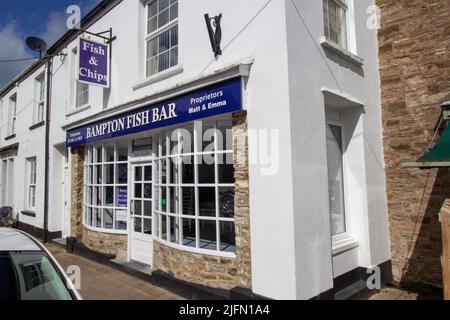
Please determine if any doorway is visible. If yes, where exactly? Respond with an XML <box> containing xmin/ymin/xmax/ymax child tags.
<box><xmin>130</xmin><ymin>163</ymin><xmax>153</xmax><ymax>265</ymax></box>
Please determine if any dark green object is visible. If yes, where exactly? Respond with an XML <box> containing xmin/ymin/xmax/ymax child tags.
<box><xmin>161</xmin><ymin>198</ymin><xmax>167</xmax><ymax>206</ymax></box>
<box><xmin>418</xmin><ymin>125</ymin><xmax>450</xmax><ymax>163</ymax></box>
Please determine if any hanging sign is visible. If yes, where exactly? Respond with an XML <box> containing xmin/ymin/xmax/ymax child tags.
<box><xmin>66</xmin><ymin>77</ymin><xmax>243</xmax><ymax>147</ymax></box>
<box><xmin>78</xmin><ymin>37</ymin><xmax>110</xmax><ymax>88</ymax></box>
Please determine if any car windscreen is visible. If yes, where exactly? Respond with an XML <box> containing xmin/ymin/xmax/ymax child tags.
<box><xmin>0</xmin><ymin>252</ymin><xmax>74</xmax><ymax>301</ymax></box>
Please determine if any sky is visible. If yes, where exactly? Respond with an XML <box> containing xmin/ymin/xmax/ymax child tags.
<box><xmin>0</xmin><ymin>0</ymin><xmax>101</xmax><ymax>88</ymax></box>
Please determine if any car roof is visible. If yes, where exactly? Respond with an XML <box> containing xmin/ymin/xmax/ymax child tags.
<box><xmin>0</xmin><ymin>228</ymin><xmax>42</xmax><ymax>251</ymax></box>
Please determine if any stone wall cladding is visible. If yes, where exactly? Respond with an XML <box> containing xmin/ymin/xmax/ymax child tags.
<box><xmin>71</xmin><ymin>146</ymin><xmax>128</xmax><ymax>262</ymax></box>
<box><xmin>82</xmin><ymin>227</ymin><xmax>128</xmax><ymax>262</ymax></box>
<box><xmin>71</xmin><ymin>147</ymin><xmax>84</xmax><ymax>238</ymax></box>
<box><xmin>153</xmin><ymin>111</ymin><xmax>252</xmax><ymax>290</ymax></box>
<box><xmin>377</xmin><ymin>0</ymin><xmax>450</xmax><ymax>289</ymax></box>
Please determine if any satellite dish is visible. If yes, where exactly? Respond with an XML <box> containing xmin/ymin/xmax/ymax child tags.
<box><xmin>26</xmin><ymin>36</ymin><xmax>48</xmax><ymax>57</ymax></box>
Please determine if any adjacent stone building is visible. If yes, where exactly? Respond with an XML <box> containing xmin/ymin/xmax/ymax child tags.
<box><xmin>378</xmin><ymin>0</ymin><xmax>450</xmax><ymax>292</ymax></box>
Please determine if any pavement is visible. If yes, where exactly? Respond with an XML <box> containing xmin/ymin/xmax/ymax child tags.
<box><xmin>46</xmin><ymin>244</ymin><xmax>184</xmax><ymax>300</ymax></box>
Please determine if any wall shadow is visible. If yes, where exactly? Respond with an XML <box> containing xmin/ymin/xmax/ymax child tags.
<box><xmin>399</xmin><ymin>168</ymin><xmax>448</xmax><ymax>300</ymax></box>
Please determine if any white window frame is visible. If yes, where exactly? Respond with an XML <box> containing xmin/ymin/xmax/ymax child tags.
<box><xmin>144</xmin><ymin>0</ymin><xmax>179</xmax><ymax>78</ymax></box>
<box><xmin>72</xmin><ymin>48</ymin><xmax>90</xmax><ymax>110</ymax></box>
<box><xmin>325</xmin><ymin>113</ymin><xmax>351</xmax><ymax>245</ymax></box>
<box><xmin>34</xmin><ymin>74</ymin><xmax>45</xmax><ymax>124</ymax></box>
<box><xmin>84</xmin><ymin>142</ymin><xmax>129</xmax><ymax>234</ymax></box>
<box><xmin>2</xmin><ymin>158</ymin><xmax>15</xmax><ymax>207</ymax></box>
<box><xmin>323</xmin><ymin>0</ymin><xmax>349</xmax><ymax>50</ymax></box>
<box><xmin>153</xmin><ymin>120</ymin><xmax>236</xmax><ymax>258</ymax></box>
<box><xmin>8</xmin><ymin>94</ymin><xmax>17</xmax><ymax>136</ymax></box>
<box><xmin>26</xmin><ymin>158</ymin><xmax>37</xmax><ymax>211</ymax></box>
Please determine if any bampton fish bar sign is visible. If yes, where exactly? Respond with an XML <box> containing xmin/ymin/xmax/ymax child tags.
<box><xmin>78</xmin><ymin>37</ymin><xmax>110</xmax><ymax>88</ymax></box>
<box><xmin>66</xmin><ymin>77</ymin><xmax>243</xmax><ymax>147</ymax></box>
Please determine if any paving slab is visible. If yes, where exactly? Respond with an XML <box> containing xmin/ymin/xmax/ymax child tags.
<box><xmin>46</xmin><ymin>244</ymin><xmax>185</xmax><ymax>300</ymax></box>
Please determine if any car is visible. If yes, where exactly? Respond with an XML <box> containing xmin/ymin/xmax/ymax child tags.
<box><xmin>0</xmin><ymin>228</ymin><xmax>82</xmax><ymax>300</ymax></box>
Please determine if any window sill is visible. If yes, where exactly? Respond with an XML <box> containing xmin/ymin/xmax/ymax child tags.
<box><xmin>29</xmin><ymin>121</ymin><xmax>46</xmax><ymax>131</ymax></box>
<box><xmin>332</xmin><ymin>235</ymin><xmax>359</xmax><ymax>256</ymax></box>
<box><xmin>154</xmin><ymin>238</ymin><xmax>237</xmax><ymax>259</ymax></box>
<box><xmin>320</xmin><ymin>37</ymin><xmax>364</xmax><ymax>67</ymax></box>
<box><xmin>4</xmin><ymin>134</ymin><xmax>16</xmax><ymax>141</ymax></box>
<box><xmin>67</xmin><ymin>104</ymin><xmax>91</xmax><ymax>117</ymax></box>
<box><xmin>82</xmin><ymin>223</ymin><xmax>128</xmax><ymax>235</ymax></box>
<box><xmin>132</xmin><ymin>64</ymin><xmax>184</xmax><ymax>91</ymax></box>
<box><xmin>21</xmin><ymin>211</ymin><xmax>36</xmax><ymax>218</ymax></box>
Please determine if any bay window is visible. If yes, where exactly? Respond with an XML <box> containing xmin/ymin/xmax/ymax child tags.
<box><xmin>153</xmin><ymin>120</ymin><xmax>236</xmax><ymax>254</ymax></box>
<box><xmin>84</xmin><ymin>143</ymin><xmax>129</xmax><ymax>232</ymax></box>
<box><xmin>145</xmin><ymin>0</ymin><xmax>179</xmax><ymax>77</ymax></box>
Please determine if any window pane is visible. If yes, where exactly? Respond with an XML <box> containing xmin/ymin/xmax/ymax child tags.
<box><xmin>201</xmin><ymin>122</ymin><xmax>215</xmax><ymax>152</ymax></box>
<box><xmin>199</xmin><ymin>220</ymin><xmax>217</xmax><ymax>250</ymax></box>
<box><xmin>117</xmin><ymin>163</ymin><xmax>128</xmax><ymax>184</ymax></box>
<box><xmin>169</xmin><ymin>186</ymin><xmax>177</xmax><ymax>214</ymax></box>
<box><xmin>161</xmin><ymin>215</ymin><xmax>167</xmax><ymax>240</ymax></box>
<box><xmin>158</xmin><ymin>8</ymin><xmax>170</xmax><ymax>28</ymax></box>
<box><xmin>218</xmin><ymin>163</ymin><xmax>234</xmax><ymax>184</ymax></box>
<box><xmin>169</xmin><ymin>159</ymin><xmax>178</xmax><ymax>184</ymax></box>
<box><xmin>104</xmin><ymin>187</ymin><xmax>114</xmax><ymax>206</ymax></box>
<box><xmin>148</xmin><ymin>0</ymin><xmax>157</xmax><ymax>18</ymax></box>
<box><xmin>146</xmin><ymin>57</ymin><xmax>158</xmax><ymax>77</ymax></box>
<box><xmin>158</xmin><ymin>51</ymin><xmax>170</xmax><ymax>72</ymax></box>
<box><xmin>96</xmin><ymin>147</ymin><xmax>103</xmax><ymax>163</ymax></box>
<box><xmin>219</xmin><ymin>187</ymin><xmax>235</xmax><ymax>218</ymax></box>
<box><xmin>105</xmin><ymin>164</ymin><xmax>114</xmax><ymax>184</ymax></box>
<box><xmin>134</xmin><ymin>200</ymin><xmax>142</xmax><ymax>216</ymax></box>
<box><xmin>326</xmin><ymin>124</ymin><xmax>346</xmax><ymax>236</ymax></box>
<box><xmin>103</xmin><ymin>209</ymin><xmax>114</xmax><ymax>230</ymax></box>
<box><xmin>170</xmin><ymin>2</ymin><xmax>178</xmax><ymax>20</ymax></box>
<box><xmin>182</xmin><ymin>219</ymin><xmax>196</xmax><ymax>247</ymax></box>
<box><xmin>143</xmin><ymin>201</ymin><xmax>152</xmax><ymax>217</ymax></box>
<box><xmin>96</xmin><ymin>165</ymin><xmax>103</xmax><ymax>184</ymax></box>
<box><xmin>147</xmin><ymin>38</ymin><xmax>158</xmax><ymax>59</ymax></box>
<box><xmin>170</xmin><ymin>46</ymin><xmax>178</xmax><ymax>68</ymax></box>
<box><xmin>170</xmin><ymin>27</ymin><xmax>178</xmax><ymax>47</ymax></box>
<box><xmin>134</xmin><ymin>217</ymin><xmax>142</xmax><ymax>233</ymax></box>
<box><xmin>169</xmin><ymin>216</ymin><xmax>178</xmax><ymax>243</ymax></box>
<box><xmin>161</xmin><ymin>159</ymin><xmax>167</xmax><ymax>184</ymax></box>
<box><xmin>105</xmin><ymin>144</ymin><xmax>115</xmax><ymax>162</ymax></box>
<box><xmin>217</xmin><ymin>120</ymin><xmax>233</xmax><ymax>151</ymax></box>
<box><xmin>135</xmin><ymin>183</ymin><xmax>142</xmax><ymax>198</ymax></box>
<box><xmin>181</xmin><ymin>187</ymin><xmax>195</xmax><ymax>216</ymax></box>
<box><xmin>118</xmin><ymin>143</ymin><xmax>128</xmax><ymax>161</ymax></box>
<box><xmin>94</xmin><ymin>208</ymin><xmax>102</xmax><ymax>228</ymax></box>
<box><xmin>220</xmin><ymin>221</ymin><xmax>236</xmax><ymax>252</ymax></box>
<box><xmin>181</xmin><ymin>156</ymin><xmax>194</xmax><ymax>184</ymax></box>
<box><xmin>144</xmin><ymin>166</ymin><xmax>152</xmax><ymax>181</ymax></box>
<box><xmin>135</xmin><ymin>166</ymin><xmax>142</xmax><ymax>182</ymax></box>
<box><xmin>144</xmin><ymin>218</ymin><xmax>152</xmax><ymax>235</ymax></box>
<box><xmin>144</xmin><ymin>183</ymin><xmax>152</xmax><ymax>199</ymax></box>
<box><xmin>159</xmin><ymin>0</ymin><xmax>170</xmax><ymax>12</ymax></box>
<box><xmin>180</xmin><ymin>125</ymin><xmax>194</xmax><ymax>154</ymax></box>
<box><xmin>198</xmin><ymin>159</ymin><xmax>215</xmax><ymax>184</ymax></box>
<box><xmin>161</xmin><ymin>187</ymin><xmax>167</xmax><ymax>212</ymax></box>
<box><xmin>199</xmin><ymin>188</ymin><xmax>216</xmax><ymax>217</ymax></box>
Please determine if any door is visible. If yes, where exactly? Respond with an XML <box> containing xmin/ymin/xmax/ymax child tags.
<box><xmin>130</xmin><ymin>163</ymin><xmax>153</xmax><ymax>265</ymax></box>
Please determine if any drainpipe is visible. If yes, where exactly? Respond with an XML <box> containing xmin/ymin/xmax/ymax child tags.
<box><xmin>43</xmin><ymin>55</ymin><xmax>53</xmax><ymax>243</ymax></box>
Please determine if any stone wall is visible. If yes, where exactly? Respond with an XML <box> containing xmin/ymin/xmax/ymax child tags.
<box><xmin>71</xmin><ymin>146</ymin><xmax>84</xmax><ymax>238</ymax></box>
<box><xmin>153</xmin><ymin>111</ymin><xmax>252</xmax><ymax>290</ymax></box>
<box><xmin>377</xmin><ymin>0</ymin><xmax>450</xmax><ymax>290</ymax></box>
<box><xmin>82</xmin><ymin>227</ymin><xmax>128</xmax><ymax>262</ymax></box>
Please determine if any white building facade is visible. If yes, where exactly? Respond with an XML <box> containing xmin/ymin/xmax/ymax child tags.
<box><xmin>0</xmin><ymin>0</ymin><xmax>391</xmax><ymax>300</ymax></box>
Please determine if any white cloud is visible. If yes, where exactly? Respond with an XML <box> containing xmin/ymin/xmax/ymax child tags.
<box><xmin>0</xmin><ymin>22</ymin><xmax>35</xmax><ymax>88</ymax></box>
<box><xmin>40</xmin><ymin>11</ymin><xmax>68</xmax><ymax>47</ymax></box>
